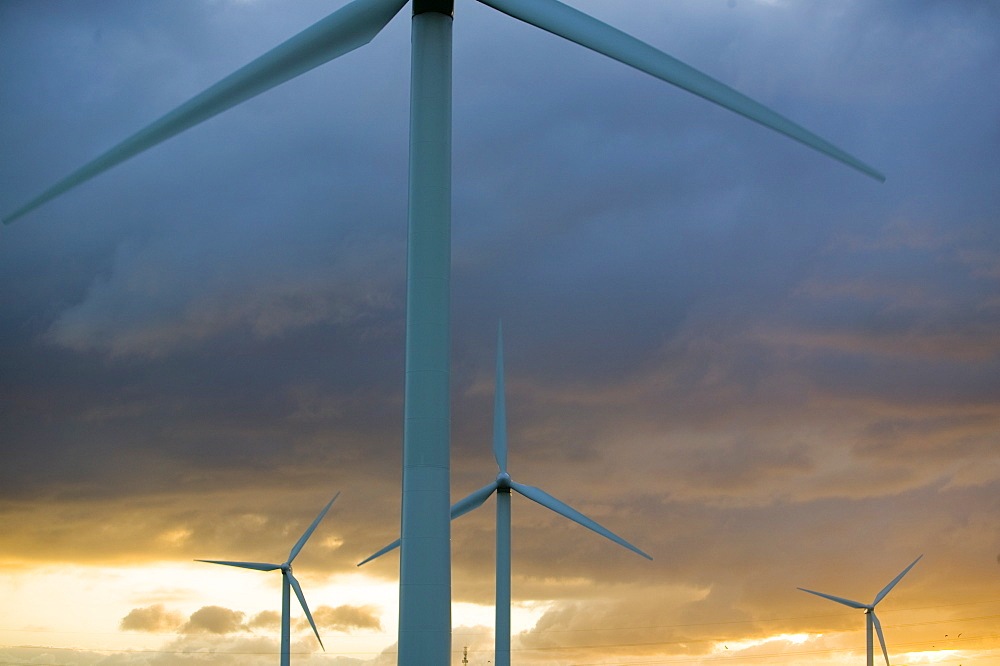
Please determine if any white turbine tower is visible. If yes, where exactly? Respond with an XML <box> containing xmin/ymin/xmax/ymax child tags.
<box><xmin>4</xmin><ymin>1</ymin><xmax>884</xmax><ymax>661</ymax></box>
<box><xmin>197</xmin><ymin>493</ymin><xmax>340</xmax><ymax>666</ymax></box>
<box><xmin>798</xmin><ymin>555</ymin><xmax>922</xmax><ymax>666</ymax></box>
<box><xmin>359</xmin><ymin>324</ymin><xmax>650</xmax><ymax>666</ymax></box>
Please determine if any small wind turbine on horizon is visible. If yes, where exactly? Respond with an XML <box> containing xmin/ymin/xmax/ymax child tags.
<box><xmin>359</xmin><ymin>324</ymin><xmax>650</xmax><ymax>666</ymax></box>
<box><xmin>4</xmin><ymin>0</ymin><xmax>884</xmax><ymax>660</ymax></box>
<box><xmin>798</xmin><ymin>554</ymin><xmax>922</xmax><ymax>666</ymax></box>
<box><xmin>197</xmin><ymin>493</ymin><xmax>340</xmax><ymax>666</ymax></box>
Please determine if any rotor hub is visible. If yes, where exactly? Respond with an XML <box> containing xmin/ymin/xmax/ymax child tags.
<box><xmin>496</xmin><ymin>472</ymin><xmax>512</xmax><ymax>488</ymax></box>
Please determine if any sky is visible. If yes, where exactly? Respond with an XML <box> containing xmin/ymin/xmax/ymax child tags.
<box><xmin>1</xmin><ymin>0</ymin><xmax>998</xmax><ymax>664</ymax></box>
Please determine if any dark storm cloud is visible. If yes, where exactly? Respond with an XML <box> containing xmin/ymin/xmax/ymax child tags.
<box><xmin>0</xmin><ymin>0</ymin><xmax>416</xmax><ymax>506</ymax></box>
<box><xmin>4</xmin><ymin>0</ymin><xmax>995</xmax><ymax>499</ymax></box>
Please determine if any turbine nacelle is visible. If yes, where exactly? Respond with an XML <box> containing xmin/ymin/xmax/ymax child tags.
<box><xmin>414</xmin><ymin>0</ymin><xmax>455</xmax><ymax>15</ymax></box>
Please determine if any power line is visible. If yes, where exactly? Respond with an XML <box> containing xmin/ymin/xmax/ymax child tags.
<box><xmin>4</xmin><ymin>632</ymin><xmax>998</xmax><ymax>660</ymax></box>
<box><xmin>558</xmin><ymin>634</ymin><xmax>1000</xmax><ymax>665</ymax></box>
<box><xmin>0</xmin><ymin>644</ymin><xmax>383</xmax><ymax>657</ymax></box>
<box><xmin>2</xmin><ymin>600</ymin><xmax>997</xmax><ymax>662</ymax></box>
<box><xmin>504</xmin><ymin>631</ymin><xmax>1000</xmax><ymax>656</ymax></box>
<box><xmin>3</xmin><ymin>599</ymin><xmax>997</xmax><ymax>639</ymax></box>
<box><xmin>520</xmin><ymin>599</ymin><xmax>1000</xmax><ymax>635</ymax></box>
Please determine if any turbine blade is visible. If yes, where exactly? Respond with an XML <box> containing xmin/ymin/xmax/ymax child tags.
<box><xmin>289</xmin><ymin>492</ymin><xmax>340</xmax><ymax>564</ymax></box>
<box><xmin>796</xmin><ymin>587</ymin><xmax>868</xmax><ymax>610</ymax></box>
<box><xmin>289</xmin><ymin>573</ymin><xmax>325</xmax><ymax>651</ymax></box>
<box><xmin>357</xmin><ymin>538</ymin><xmax>401</xmax><ymax>566</ymax></box>
<box><xmin>509</xmin><ymin>481</ymin><xmax>651</xmax><ymax>560</ymax></box>
<box><xmin>195</xmin><ymin>559</ymin><xmax>281</xmax><ymax>572</ymax></box>
<box><xmin>493</xmin><ymin>321</ymin><xmax>508</xmax><ymax>474</ymax></box>
<box><xmin>872</xmin><ymin>611</ymin><xmax>890</xmax><ymax>666</ymax></box>
<box><xmin>357</xmin><ymin>482</ymin><xmax>500</xmax><ymax>566</ymax></box>
<box><xmin>452</xmin><ymin>481</ymin><xmax>501</xmax><ymax>520</ymax></box>
<box><xmin>476</xmin><ymin>0</ymin><xmax>885</xmax><ymax>182</ymax></box>
<box><xmin>3</xmin><ymin>0</ymin><xmax>408</xmax><ymax>225</ymax></box>
<box><xmin>873</xmin><ymin>554</ymin><xmax>922</xmax><ymax>606</ymax></box>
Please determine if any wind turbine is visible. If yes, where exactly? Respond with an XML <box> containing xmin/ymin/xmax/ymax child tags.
<box><xmin>197</xmin><ymin>493</ymin><xmax>340</xmax><ymax>666</ymax></box>
<box><xmin>3</xmin><ymin>1</ymin><xmax>884</xmax><ymax>662</ymax></box>
<box><xmin>798</xmin><ymin>554</ymin><xmax>922</xmax><ymax>666</ymax></box>
<box><xmin>359</xmin><ymin>323</ymin><xmax>651</xmax><ymax>666</ymax></box>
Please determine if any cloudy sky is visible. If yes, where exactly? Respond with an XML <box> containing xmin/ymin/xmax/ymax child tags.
<box><xmin>1</xmin><ymin>0</ymin><xmax>998</xmax><ymax>664</ymax></box>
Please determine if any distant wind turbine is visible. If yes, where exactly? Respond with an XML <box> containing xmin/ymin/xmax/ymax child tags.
<box><xmin>798</xmin><ymin>554</ymin><xmax>922</xmax><ymax>666</ymax></box>
<box><xmin>197</xmin><ymin>493</ymin><xmax>340</xmax><ymax>666</ymax></box>
<box><xmin>359</xmin><ymin>324</ymin><xmax>650</xmax><ymax>666</ymax></box>
<box><xmin>4</xmin><ymin>1</ymin><xmax>884</xmax><ymax>660</ymax></box>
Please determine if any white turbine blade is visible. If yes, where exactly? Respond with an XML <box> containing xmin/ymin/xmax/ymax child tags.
<box><xmin>873</xmin><ymin>554</ymin><xmax>922</xmax><ymax>606</ymax></box>
<box><xmin>452</xmin><ymin>481</ymin><xmax>501</xmax><ymax>520</ymax></box>
<box><xmin>493</xmin><ymin>321</ymin><xmax>508</xmax><ymax>474</ymax></box>
<box><xmin>195</xmin><ymin>559</ymin><xmax>281</xmax><ymax>572</ymax></box>
<box><xmin>289</xmin><ymin>492</ymin><xmax>340</xmax><ymax>564</ymax></box>
<box><xmin>357</xmin><ymin>538</ymin><xmax>401</xmax><ymax>566</ymax></box>
<box><xmin>358</xmin><ymin>482</ymin><xmax>500</xmax><ymax>566</ymax></box>
<box><xmin>476</xmin><ymin>0</ymin><xmax>885</xmax><ymax>182</ymax></box>
<box><xmin>3</xmin><ymin>0</ymin><xmax>408</xmax><ymax>225</ymax></box>
<box><xmin>289</xmin><ymin>573</ymin><xmax>325</xmax><ymax>651</ymax></box>
<box><xmin>872</xmin><ymin>611</ymin><xmax>890</xmax><ymax>666</ymax></box>
<box><xmin>796</xmin><ymin>587</ymin><xmax>868</xmax><ymax>610</ymax></box>
<box><xmin>509</xmin><ymin>481</ymin><xmax>652</xmax><ymax>560</ymax></box>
